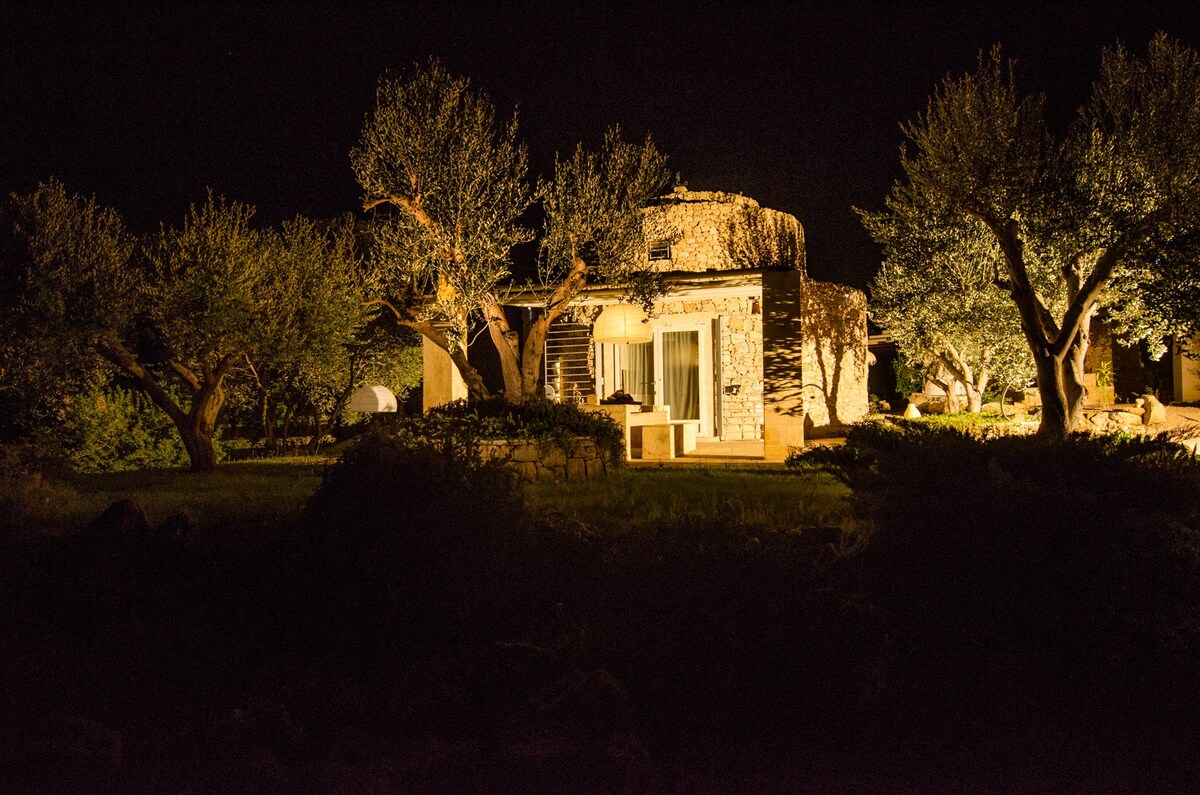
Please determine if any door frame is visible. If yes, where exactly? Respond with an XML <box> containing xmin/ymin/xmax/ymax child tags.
<box><xmin>595</xmin><ymin>319</ymin><xmax>714</xmax><ymax>437</ymax></box>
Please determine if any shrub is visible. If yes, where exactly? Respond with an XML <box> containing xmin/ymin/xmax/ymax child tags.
<box><xmin>298</xmin><ymin>431</ymin><xmax>526</xmax><ymax>655</ymax></box>
<box><xmin>59</xmin><ymin>385</ymin><xmax>188</xmax><ymax>472</ymax></box>
<box><xmin>826</xmin><ymin>424</ymin><xmax>1200</xmax><ymax>775</ymax></box>
<box><xmin>399</xmin><ymin>397</ymin><xmax>626</xmax><ymax>464</ymax></box>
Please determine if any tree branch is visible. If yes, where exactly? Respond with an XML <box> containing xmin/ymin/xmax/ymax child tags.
<box><xmin>363</xmin><ymin>193</ymin><xmax>459</xmax><ymax>263</ymax></box>
<box><xmin>168</xmin><ymin>360</ymin><xmax>202</xmax><ymax>393</ymax></box>
<box><xmin>978</xmin><ymin>214</ymin><xmax>1060</xmax><ymax>349</ymax></box>
<box><xmin>215</xmin><ymin>353</ymin><xmax>236</xmax><ymax>381</ymax></box>
<box><xmin>364</xmin><ymin>297</ymin><xmax>415</xmax><ymax>324</ymax></box>
<box><xmin>1050</xmin><ymin>206</ymin><xmax>1173</xmax><ymax>358</ymax></box>
<box><xmin>94</xmin><ymin>338</ymin><xmax>188</xmax><ymax>424</ymax></box>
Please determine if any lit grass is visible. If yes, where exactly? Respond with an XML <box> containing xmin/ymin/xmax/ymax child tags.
<box><xmin>525</xmin><ymin>466</ymin><xmax>852</xmax><ymax>533</ymax></box>
<box><xmin>7</xmin><ymin>458</ymin><xmax>852</xmax><ymax>542</ymax></box>
<box><xmin>5</xmin><ymin>458</ymin><xmax>326</xmax><ymax>540</ymax></box>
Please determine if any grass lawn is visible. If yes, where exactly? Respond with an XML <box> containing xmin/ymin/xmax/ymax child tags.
<box><xmin>526</xmin><ymin>465</ymin><xmax>852</xmax><ymax>533</ymax></box>
<box><xmin>6</xmin><ymin>458</ymin><xmax>851</xmax><ymax>541</ymax></box>
<box><xmin>3</xmin><ymin>458</ymin><xmax>328</xmax><ymax>542</ymax></box>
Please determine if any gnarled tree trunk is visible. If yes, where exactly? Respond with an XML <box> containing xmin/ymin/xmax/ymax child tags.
<box><xmin>96</xmin><ymin>339</ymin><xmax>231</xmax><ymax>472</ymax></box>
<box><xmin>369</xmin><ymin>299</ymin><xmax>491</xmax><ymax>402</ymax></box>
<box><xmin>1031</xmin><ymin>324</ymin><xmax>1089</xmax><ymax>439</ymax></box>
<box><xmin>484</xmin><ymin>250</ymin><xmax>589</xmax><ymax>402</ymax></box>
<box><xmin>936</xmin><ymin>345</ymin><xmax>989</xmax><ymax>413</ymax></box>
<box><xmin>173</xmin><ymin>371</ymin><xmax>226</xmax><ymax>472</ymax></box>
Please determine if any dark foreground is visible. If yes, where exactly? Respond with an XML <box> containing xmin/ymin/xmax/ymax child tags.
<box><xmin>3</xmin><ymin>427</ymin><xmax>1200</xmax><ymax>792</ymax></box>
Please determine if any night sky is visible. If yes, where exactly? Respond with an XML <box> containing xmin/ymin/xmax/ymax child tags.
<box><xmin>3</xmin><ymin>2</ymin><xmax>1198</xmax><ymax>289</ymax></box>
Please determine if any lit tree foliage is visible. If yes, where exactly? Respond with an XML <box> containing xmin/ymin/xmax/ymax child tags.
<box><xmin>1</xmin><ymin>182</ymin><xmax>382</xmax><ymax>472</ymax></box>
<box><xmin>484</xmin><ymin>128</ymin><xmax>670</xmax><ymax>400</ymax></box>
<box><xmin>351</xmin><ymin>60</ymin><xmax>531</xmax><ymax>401</ymax></box>
<box><xmin>864</xmin><ymin>203</ymin><xmax>1037</xmax><ymax>412</ymax></box>
<box><xmin>114</xmin><ymin>193</ymin><xmax>278</xmax><ymax>471</ymax></box>
<box><xmin>353</xmin><ymin>63</ymin><xmax>672</xmax><ymax>403</ymax></box>
<box><xmin>239</xmin><ymin>215</ymin><xmax>415</xmax><ymax>453</ymax></box>
<box><xmin>871</xmin><ymin>35</ymin><xmax>1200</xmax><ymax>437</ymax></box>
<box><xmin>0</xmin><ymin>180</ymin><xmax>131</xmax><ymax>441</ymax></box>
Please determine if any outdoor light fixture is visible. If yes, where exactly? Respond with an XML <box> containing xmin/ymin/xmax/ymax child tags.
<box><xmin>349</xmin><ymin>384</ymin><xmax>398</xmax><ymax>412</ymax></box>
<box><xmin>592</xmin><ymin>303</ymin><xmax>653</xmax><ymax>344</ymax></box>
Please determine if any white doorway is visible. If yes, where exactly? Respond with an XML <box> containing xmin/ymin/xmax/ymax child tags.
<box><xmin>596</xmin><ymin>321</ymin><xmax>714</xmax><ymax>436</ymax></box>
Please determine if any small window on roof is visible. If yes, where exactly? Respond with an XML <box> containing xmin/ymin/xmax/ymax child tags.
<box><xmin>648</xmin><ymin>243</ymin><xmax>671</xmax><ymax>261</ymax></box>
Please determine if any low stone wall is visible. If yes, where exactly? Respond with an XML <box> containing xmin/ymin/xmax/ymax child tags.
<box><xmin>479</xmin><ymin>438</ymin><xmax>615</xmax><ymax>482</ymax></box>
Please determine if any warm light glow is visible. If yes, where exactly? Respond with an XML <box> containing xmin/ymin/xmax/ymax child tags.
<box><xmin>593</xmin><ymin>304</ymin><xmax>652</xmax><ymax>344</ymax></box>
<box><xmin>349</xmin><ymin>384</ymin><xmax>398</xmax><ymax>412</ymax></box>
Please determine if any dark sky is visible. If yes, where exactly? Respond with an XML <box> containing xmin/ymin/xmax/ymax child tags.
<box><xmin>2</xmin><ymin>1</ymin><xmax>1198</xmax><ymax>289</ymax></box>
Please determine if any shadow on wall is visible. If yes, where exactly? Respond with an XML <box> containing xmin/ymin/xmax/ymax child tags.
<box><xmin>762</xmin><ymin>272</ymin><xmax>868</xmax><ymax>435</ymax></box>
<box><xmin>763</xmin><ymin>271</ymin><xmax>806</xmax><ymax>420</ymax></box>
<box><xmin>803</xmin><ymin>280</ymin><xmax>868</xmax><ymax>433</ymax></box>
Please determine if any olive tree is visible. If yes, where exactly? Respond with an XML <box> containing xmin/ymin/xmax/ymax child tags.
<box><xmin>353</xmin><ymin>63</ymin><xmax>673</xmax><ymax>403</ymax></box>
<box><xmin>874</xmin><ymin>35</ymin><xmax>1200</xmax><ymax>437</ymax></box>
<box><xmin>864</xmin><ymin>202</ymin><xmax>1037</xmax><ymax>412</ymax></box>
<box><xmin>2</xmin><ymin>182</ymin><xmax>354</xmax><ymax>471</ymax></box>
<box><xmin>483</xmin><ymin>128</ymin><xmax>670</xmax><ymax>400</ymax></box>
<box><xmin>0</xmin><ymin>181</ymin><xmax>129</xmax><ymax>443</ymax></box>
<box><xmin>239</xmin><ymin>215</ymin><xmax>417</xmax><ymax>452</ymax></box>
<box><xmin>352</xmin><ymin>61</ymin><xmax>531</xmax><ymax>401</ymax></box>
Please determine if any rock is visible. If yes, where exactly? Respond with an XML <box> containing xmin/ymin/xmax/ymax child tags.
<box><xmin>1111</xmin><ymin>411</ymin><xmax>1143</xmax><ymax>426</ymax></box>
<box><xmin>1140</xmin><ymin>394</ymin><xmax>1167</xmax><ymax>425</ymax></box>
<box><xmin>511</xmin><ymin>443</ymin><xmax>541</xmax><ymax>463</ymax></box>
<box><xmin>903</xmin><ymin>402</ymin><xmax>922</xmax><ymax>419</ymax></box>
<box><xmin>924</xmin><ymin>398</ymin><xmax>948</xmax><ymax>415</ymax></box>
<box><xmin>85</xmin><ymin>498</ymin><xmax>151</xmax><ymax>547</ymax></box>
<box><xmin>907</xmin><ymin>392</ymin><xmax>930</xmax><ymax>410</ymax></box>
<box><xmin>981</xmin><ymin>402</ymin><xmax>1002</xmax><ymax>414</ymax></box>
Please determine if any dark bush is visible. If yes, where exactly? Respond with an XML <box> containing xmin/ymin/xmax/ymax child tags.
<box><xmin>827</xmin><ymin>425</ymin><xmax>1200</xmax><ymax>779</ymax></box>
<box><xmin>568</xmin><ymin>518</ymin><xmax>879</xmax><ymax>747</ymax></box>
<box><xmin>298</xmin><ymin>431</ymin><xmax>526</xmax><ymax>656</ymax></box>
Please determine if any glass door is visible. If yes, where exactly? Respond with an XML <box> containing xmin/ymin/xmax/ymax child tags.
<box><xmin>596</xmin><ymin>322</ymin><xmax>713</xmax><ymax>436</ymax></box>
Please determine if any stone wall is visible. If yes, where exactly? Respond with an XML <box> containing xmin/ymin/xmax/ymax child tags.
<box><xmin>800</xmin><ymin>279</ymin><xmax>869</xmax><ymax>434</ymax></box>
<box><xmin>653</xmin><ymin>294</ymin><xmax>764</xmax><ymax>440</ymax></box>
<box><xmin>643</xmin><ymin>188</ymin><xmax>805</xmax><ymax>273</ymax></box>
<box><xmin>479</xmin><ymin>437</ymin><xmax>615</xmax><ymax>482</ymax></box>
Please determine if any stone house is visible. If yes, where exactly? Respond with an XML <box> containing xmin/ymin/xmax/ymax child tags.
<box><xmin>423</xmin><ymin>187</ymin><xmax>869</xmax><ymax>456</ymax></box>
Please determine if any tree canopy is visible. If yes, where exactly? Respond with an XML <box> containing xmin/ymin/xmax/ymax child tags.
<box><xmin>0</xmin><ymin>182</ymin><xmax>402</xmax><ymax>471</ymax></box>
<box><xmin>352</xmin><ymin>60</ymin><xmax>531</xmax><ymax>400</ymax></box>
<box><xmin>353</xmin><ymin>61</ymin><xmax>670</xmax><ymax>402</ymax></box>
<box><xmin>0</xmin><ymin>180</ymin><xmax>134</xmax><ymax>440</ymax></box>
<box><xmin>484</xmin><ymin>127</ymin><xmax>669</xmax><ymax>400</ymax></box>
<box><xmin>869</xmin><ymin>34</ymin><xmax>1200</xmax><ymax>436</ymax></box>
<box><xmin>864</xmin><ymin>195</ymin><xmax>1036</xmax><ymax>412</ymax></box>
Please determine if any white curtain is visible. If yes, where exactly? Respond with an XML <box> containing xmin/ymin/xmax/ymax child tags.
<box><xmin>662</xmin><ymin>331</ymin><xmax>699</xmax><ymax>420</ymax></box>
<box><xmin>620</xmin><ymin>342</ymin><xmax>655</xmax><ymax>404</ymax></box>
